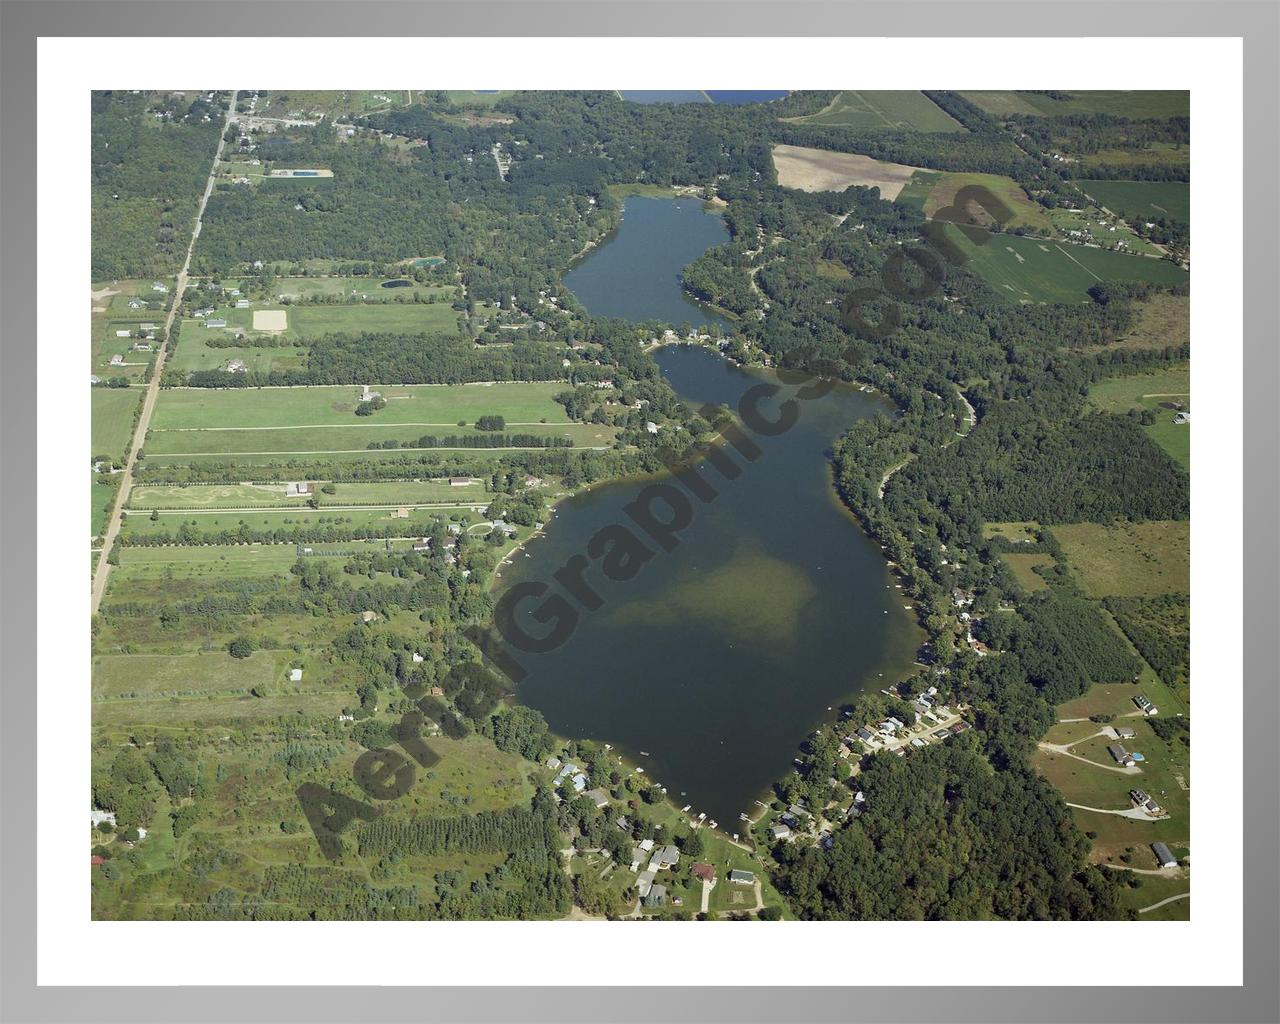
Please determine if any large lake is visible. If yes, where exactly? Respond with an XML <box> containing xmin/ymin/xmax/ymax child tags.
<box><xmin>500</xmin><ymin>343</ymin><xmax>923</xmax><ymax>827</ymax></box>
<box><xmin>563</xmin><ymin>195</ymin><xmax>732</xmax><ymax>332</ymax></box>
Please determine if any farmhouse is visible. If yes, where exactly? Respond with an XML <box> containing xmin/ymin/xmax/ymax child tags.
<box><xmin>1107</xmin><ymin>745</ymin><xmax>1136</xmax><ymax>768</ymax></box>
<box><xmin>1152</xmin><ymin>842</ymin><xmax>1178</xmax><ymax>869</ymax></box>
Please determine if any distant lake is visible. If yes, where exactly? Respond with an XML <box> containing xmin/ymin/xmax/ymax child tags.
<box><xmin>501</xmin><ymin>345</ymin><xmax>923</xmax><ymax>828</ymax></box>
<box><xmin>563</xmin><ymin>195</ymin><xmax>731</xmax><ymax>331</ymax></box>
<box><xmin>705</xmin><ymin>90</ymin><xmax>789</xmax><ymax>104</ymax></box>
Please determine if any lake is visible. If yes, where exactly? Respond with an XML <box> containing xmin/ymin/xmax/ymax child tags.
<box><xmin>563</xmin><ymin>195</ymin><xmax>732</xmax><ymax>331</ymax></box>
<box><xmin>499</xmin><ymin>345</ymin><xmax>924</xmax><ymax>828</ymax></box>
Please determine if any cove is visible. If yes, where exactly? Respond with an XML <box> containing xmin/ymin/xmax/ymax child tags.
<box><xmin>499</xmin><ymin>345</ymin><xmax>924</xmax><ymax>827</ymax></box>
<box><xmin>563</xmin><ymin>195</ymin><xmax>732</xmax><ymax>332</ymax></box>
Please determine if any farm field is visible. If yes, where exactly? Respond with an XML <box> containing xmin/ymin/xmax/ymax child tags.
<box><xmin>153</xmin><ymin>382</ymin><xmax>571</xmax><ymax>429</ymax></box>
<box><xmin>120</xmin><ymin>506</ymin><xmax>483</xmax><ymax>540</ymax></box>
<box><xmin>782</xmin><ymin>91</ymin><xmax>964</xmax><ymax>132</ymax></box>
<box><xmin>93</xmin><ymin>649</ymin><xmax>291</xmax><ymax>699</ymax></box>
<box><xmin>896</xmin><ymin>170</ymin><xmax>1052</xmax><ymax>233</ymax></box>
<box><xmin>770</xmin><ymin>144</ymin><xmax>922</xmax><ymax>199</ymax></box>
<box><xmin>1076</xmin><ymin>143</ymin><xmax>1189</xmax><ymax>175</ymax></box>
<box><xmin>272</xmin><ymin>277</ymin><xmax>457</xmax><ymax>303</ymax></box>
<box><xmin>129</xmin><ymin>480</ymin><xmax>485</xmax><ymax>510</ymax></box>
<box><xmin>1051</xmin><ymin>520</ymin><xmax>1189</xmax><ymax>598</ymax></box>
<box><xmin>92</xmin><ymin>387</ymin><xmax>143</xmax><ymax>460</ymax></box>
<box><xmin>1087</xmin><ymin>365</ymin><xmax>1190</xmax><ymax>469</ymax></box>
<box><xmin>182</xmin><ymin>299</ymin><xmax>461</xmax><ymax>342</ymax></box>
<box><xmin>959</xmin><ymin>90</ymin><xmax>1188</xmax><ymax>119</ymax></box>
<box><xmin>940</xmin><ymin>225</ymin><xmax>1189</xmax><ymax>303</ymax></box>
<box><xmin>143</xmin><ymin>421</ymin><xmax>609</xmax><ymax>456</ymax></box>
<box><xmin>1074</xmin><ymin>180</ymin><xmax>1190</xmax><ymax>226</ymax></box>
<box><xmin>110</xmin><ymin>544</ymin><xmax>311</xmax><ymax>582</ymax></box>
<box><xmin>91</xmin><ymin>481</ymin><xmax>119</xmax><ymax>538</ymax></box>
<box><xmin>140</xmin><ymin>446</ymin><xmax>532</xmax><ymax>467</ymax></box>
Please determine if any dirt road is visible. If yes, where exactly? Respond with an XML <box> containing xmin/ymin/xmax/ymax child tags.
<box><xmin>91</xmin><ymin>92</ymin><xmax>238</xmax><ymax>615</ymax></box>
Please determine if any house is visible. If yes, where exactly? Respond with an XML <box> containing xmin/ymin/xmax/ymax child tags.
<box><xmin>649</xmin><ymin>845</ymin><xmax>680</xmax><ymax>871</ymax></box>
<box><xmin>1107</xmin><ymin>744</ymin><xmax>1136</xmax><ymax>767</ymax></box>
<box><xmin>131</xmin><ymin>342</ymin><xmax>152</xmax><ymax>352</ymax></box>
<box><xmin>1115</xmin><ymin>725</ymin><xmax>1136</xmax><ymax>740</ymax></box>
<box><xmin>728</xmin><ymin>869</ymin><xmax>755</xmax><ymax>885</ymax></box>
<box><xmin>787</xmin><ymin>804</ymin><xmax>808</xmax><ymax>820</ymax></box>
<box><xmin>642</xmin><ymin>883</ymin><xmax>668</xmax><ymax>908</ymax></box>
<box><xmin>151</xmin><ymin>282</ymin><xmax>167</xmax><ymax>292</ymax></box>
<box><xmin>545</xmin><ymin>756</ymin><xmax>562</xmax><ymax>772</ymax></box>
<box><xmin>127</xmin><ymin>298</ymin><xmax>143</xmax><ymax>309</ymax></box>
<box><xmin>115</xmin><ymin>329</ymin><xmax>132</xmax><ymax>338</ymax></box>
<box><xmin>690</xmin><ymin>863</ymin><xmax>715</xmax><ymax>883</ymax></box>
<box><xmin>637</xmin><ymin>838</ymin><xmax>655</xmax><ymax>854</ymax></box>
<box><xmin>89</xmin><ymin>375</ymin><xmax>102</xmax><ymax>385</ymax></box>
<box><xmin>910</xmin><ymin>737</ymin><xmax>926</xmax><ymax>749</ymax></box>
<box><xmin>90</xmin><ymin>809</ymin><xmax>117</xmax><ymax>828</ymax></box>
<box><xmin>109</xmin><ymin>354</ymin><xmax>125</xmax><ymax>366</ymax></box>
<box><xmin>951</xmin><ymin>721</ymin><xmax>970</xmax><ymax>734</ymax></box>
<box><xmin>1130</xmin><ymin>789</ymin><xmax>1150</xmax><ymax>805</ymax></box>
<box><xmin>1152</xmin><ymin>842</ymin><xmax>1178</xmax><ymax>869</ymax></box>
<box><xmin>934</xmin><ymin>728</ymin><xmax>951</xmax><ymax>741</ymax></box>
<box><xmin>203</xmin><ymin>318</ymin><xmax>227</xmax><ymax>328</ymax></box>
<box><xmin>645</xmin><ymin>421</ymin><xmax>659</xmax><ymax>435</ymax></box>
<box><xmin>289</xmin><ymin>668</ymin><xmax>303</xmax><ymax>682</ymax></box>
<box><xmin>360</xmin><ymin>384</ymin><xmax>381</xmax><ymax>402</ymax></box>
<box><xmin>635</xmin><ymin>870</ymin><xmax>657</xmax><ymax>897</ymax></box>
<box><xmin>1174</xmin><ymin>411</ymin><xmax>1191</xmax><ymax>425</ymax></box>
<box><xmin>411</xmin><ymin>652</ymin><xmax>424</xmax><ymax>663</ymax></box>
<box><xmin>856</xmin><ymin>727</ymin><xmax>875</xmax><ymax>743</ymax></box>
<box><xmin>91</xmin><ymin>855</ymin><xmax>105</xmax><ymax>867</ymax></box>
<box><xmin>615</xmin><ymin>816</ymin><xmax>629</xmax><ymax>832</ymax></box>
<box><xmin>570</xmin><ymin>773</ymin><xmax>587</xmax><ymax>793</ymax></box>
<box><xmin>768</xmin><ymin>824</ymin><xmax>792</xmax><ymax>842</ymax></box>
<box><xmin>583</xmin><ymin>788</ymin><xmax>609</xmax><ymax>809</ymax></box>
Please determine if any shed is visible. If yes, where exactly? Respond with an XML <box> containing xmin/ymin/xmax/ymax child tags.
<box><xmin>728</xmin><ymin>869</ymin><xmax>755</xmax><ymax>885</ymax></box>
<box><xmin>1152</xmin><ymin>842</ymin><xmax>1178</xmax><ymax>869</ymax></box>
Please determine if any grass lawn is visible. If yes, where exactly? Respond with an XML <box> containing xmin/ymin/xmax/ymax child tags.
<box><xmin>91</xmin><ymin>480</ymin><xmax>120</xmax><ymax>538</ymax></box>
<box><xmin>1052</xmin><ymin>520</ymin><xmax>1189</xmax><ymax>598</ymax></box>
<box><xmin>182</xmin><ymin>300</ymin><xmax>460</xmax><ymax>343</ymax></box>
<box><xmin>940</xmin><ymin>225</ymin><xmax>1189</xmax><ymax>304</ymax></box>
<box><xmin>121</xmin><ymin>506</ymin><xmax>482</xmax><ymax>541</ymax></box>
<box><xmin>167</xmin><ymin>336</ymin><xmax>308</xmax><ymax>376</ymax></box>
<box><xmin>92</xmin><ymin>388</ymin><xmax>143</xmax><ymax>461</ymax></box>
<box><xmin>93</xmin><ymin>649</ymin><xmax>288</xmax><ymax>698</ymax></box>
<box><xmin>274</xmin><ymin>277</ymin><xmax>457</xmax><ymax>302</ymax></box>
<box><xmin>783</xmin><ymin>91</ymin><xmax>964</xmax><ymax>132</ymax></box>
<box><xmin>1074</xmin><ymin>180</ymin><xmax>1190</xmax><ymax>226</ymax></box>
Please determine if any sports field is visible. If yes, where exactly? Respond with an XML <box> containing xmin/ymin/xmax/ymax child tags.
<box><xmin>896</xmin><ymin>170</ymin><xmax>1052</xmax><ymax>233</ymax></box>
<box><xmin>959</xmin><ymin>90</ymin><xmax>1188</xmax><ymax>119</ymax></box>
<box><xmin>782</xmin><ymin>91</ymin><xmax>964</xmax><ymax>132</ymax></box>
<box><xmin>1075</xmin><ymin>180</ymin><xmax>1190</xmax><ymax>226</ymax></box>
<box><xmin>941</xmin><ymin>226</ymin><xmax>1189</xmax><ymax>304</ymax></box>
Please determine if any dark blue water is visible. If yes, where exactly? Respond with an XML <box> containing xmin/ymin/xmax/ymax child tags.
<box><xmin>706</xmin><ymin>90</ymin><xmax>789</xmax><ymax>105</ymax></box>
<box><xmin>563</xmin><ymin>196</ymin><xmax>732</xmax><ymax>331</ymax></box>
<box><xmin>619</xmin><ymin>90</ymin><xmax>710</xmax><ymax>104</ymax></box>
<box><xmin>501</xmin><ymin>346</ymin><xmax>922</xmax><ymax>827</ymax></box>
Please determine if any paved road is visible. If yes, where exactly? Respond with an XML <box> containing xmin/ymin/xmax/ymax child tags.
<box><xmin>91</xmin><ymin>92</ymin><xmax>239</xmax><ymax>615</ymax></box>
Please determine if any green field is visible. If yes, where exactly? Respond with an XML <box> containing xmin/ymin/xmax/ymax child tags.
<box><xmin>784</xmin><ymin>91</ymin><xmax>964</xmax><ymax>132</ymax></box>
<box><xmin>92</xmin><ymin>480</ymin><xmax>120</xmax><ymax>538</ymax></box>
<box><xmin>92</xmin><ymin>387</ymin><xmax>143</xmax><ymax>460</ymax></box>
<box><xmin>121</xmin><ymin>506</ymin><xmax>482</xmax><ymax>540</ymax></box>
<box><xmin>181</xmin><ymin>299</ymin><xmax>460</xmax><ymax>344</ymax></box>
<box><xmin>1075</xmin><ymin>180</ymin><xmax>1190</xmax><ymax>226</ymax></box>
<box><xmin>1052</xmin><ymin>521</ymin><xmax>1189</xmax><ymax>599</ymax></box>
<box><xmin>273</xmin><ymin>277</ymin><xmax>457</xmax><ymax>303</ymax></box>
<box><xmin>112</xmin><ymin>544</ymin><xmax>311</xmax><ymax>582</ymax></box>
<box><xmin>1088</xmin><ymin>365</ymin><xmax>1190</xmax><ymax>469</ymax></box>
<box><xmin>130</xmin><ymin>480</ymin><xmax>484</xmax><ymax>510</ymax></box>
<box><xmin>897</xmin><ymin>171</ymin><xmax>1052</xmax><ymax>233</ymax></box>
<box><xmin>960</xmin><ymin>91</ymin><xmax>1188</xmax><ymax>120</ymax></box>
<box><xmin>943</xmin><ymin>226</ymin><xmax>1189</xmax><ymax>303</ymax></box>
<box><xmin>444</xmin><ymin>90</ymin><xmax>519</xmax><ymax>107</ymax></box>
<box><xmin>1003</xmin><ymin>552</ymin><xmax>1054</xmax><ymax>592</ymax></box>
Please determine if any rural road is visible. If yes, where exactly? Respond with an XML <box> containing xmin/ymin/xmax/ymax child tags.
<box><xmin>1037</xmin><ymin>739</ymin><xmax>1142</xmax><ymax>775</ymax></box>
<box><xmin>134</xmin><ymin>503</ymin><xmax>490</xmax><ymax>515</ymax></box>
<box><xmin>1138</xmin><ymin>892</ymin><xmax>1190</xmax><ymax>914</ymax></box>
<box><xmin>1066</xmin><ymin>802</ymin><xmax>1160</xmax><ymax>821</ymax></box>
<box><xmin>91</xmin><ymin>92</ymin><xmax>239</xmax><ymax>615</ymax></box>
